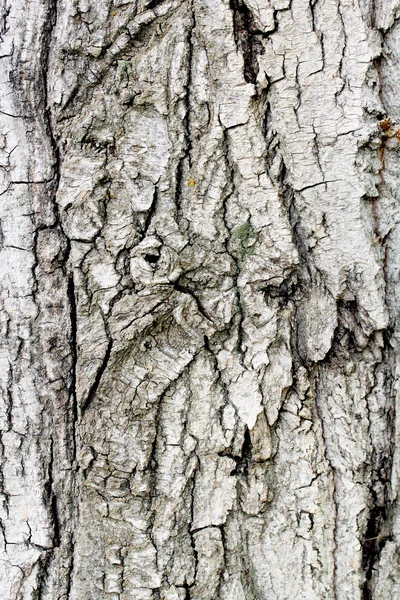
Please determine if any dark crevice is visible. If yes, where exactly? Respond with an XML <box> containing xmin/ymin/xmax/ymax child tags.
<box><xmin>185</xmin><ymin>463</ymin><xmax>200</xmax><ymax>599</ymax></box>
<box><xmin>185</xmin><ymin>0</ymin><xmax>195</xmax><ymax>168</ymax></box>
<box><xmin>280</xmin><ymin>173</ymin><xmax>312</xmax><ymax>284</ymax></box>
<box><xmin>80</xmin><ymin>338</ymin><xmax>113</xmax><ymax>415</ymax></box>
<box><xmin>141</xmin><ymin>183</ymin><xmax>159</xmax><ymax>238</ymax></box>
<box><xmin>67</xmin><ymin>275</ymin><xmax>78</xmax><ymax>465</ymax></box>
<box><xmin>45</xmin><ymin>437</ymin><xmax>60</xmax><ymax>548</ymax></box>
<box><xmin>229</xmin><ymin>0</ymin><xmax>266</xmax><ymax>84</ymax></box>
<box><xmin>263</xmin><ymin>275</ymin><xmax>298</xmax><ymax>308</ymax></box>
<box><xmin>145</xmin><ymin>253</ymin><xmax>159</xmax><ymax>264</ymax></box>
<box><xmin>218</xmin><ymin>449</ymin><xmax>241</xmax><ymax>475</ymax></box>
<box><xmin>174</xmin><ymin>156</ymin><xmax>185</xmax><ymax>221</ymax></box>
<box><xmin>145</xmin><ymin>0</ymin><xmax>165</xmax><ymax>9</ymax></box>
<box><xmin>362</xmin><ymin>503</ymin><xmax>392</xmax><ymax>599</ymax></box>
<box><xmin>34</xmin><ymin>553</ymin><xmax>52</xmax><ymax>600</ymax></box>
<box><xmin>173</xmin><ymin>281</ymin><xmax>213</xmax><ymax>323</ymax></box>
<box><xmin>240</xmin><ymin>426</ymin><xmax>252</xmax><ymax>474</ymax></box>
<box><xmin>182</xmin><ymin>581</ymin><xmax>192</xmax><ymax>600</ymax></box>
<box><xmin>222</xmin><ymin>426</ymin><xmax>253</xmax><ymax>476</ymax></box>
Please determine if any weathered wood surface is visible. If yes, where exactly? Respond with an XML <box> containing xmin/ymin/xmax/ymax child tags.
<box><xmin>1</xmin><ymin>0</ymin><xmax>400</xmax><ymax>598</ymax></box>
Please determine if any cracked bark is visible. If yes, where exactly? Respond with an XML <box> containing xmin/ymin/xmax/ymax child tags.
<box><xmin>2</xmin><ymin>0</ymin><xmax>400</xmax><ymax>598</ymax></box>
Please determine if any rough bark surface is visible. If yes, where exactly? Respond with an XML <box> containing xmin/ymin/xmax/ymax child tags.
<box><xmin>1</xmin><ymin>0</ymin><xmax>400</xmax><ymax>598</ymax></box>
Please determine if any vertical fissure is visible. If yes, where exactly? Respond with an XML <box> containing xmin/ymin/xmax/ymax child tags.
<box><xmin>229</xmin><ymin>0</ymin><xmax>264</xmax><ymax>84</ymax></box>
<box><xmin>67</xmin><ymin>274</ymin><xmax>78</xmax><ymax>465</ymax></box>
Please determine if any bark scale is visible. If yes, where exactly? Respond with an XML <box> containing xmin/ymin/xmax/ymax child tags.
<box><xmin>1</xmin><ymin>0</ymin><xmax>400</xmax><ymax>598</ymax></box>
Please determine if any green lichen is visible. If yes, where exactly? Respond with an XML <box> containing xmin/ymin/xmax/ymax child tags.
<box><xmin>118</xmin><ymin>60</ymin><xmax>133</xmax><ymax>82</ymax></box>
<box><xmin>235</xmin><ymin>220</ymin><xmax>257</xmax><ymax>261</ymax></box>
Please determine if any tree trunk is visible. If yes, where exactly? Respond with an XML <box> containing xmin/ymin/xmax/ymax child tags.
<box><xmin>1</xmin><ymin>0</ymin><xmax>400</xmax><ymax>598</ymax></box>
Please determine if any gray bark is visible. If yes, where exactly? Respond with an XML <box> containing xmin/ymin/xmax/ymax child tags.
<box><xmin>1</xmin><ymin>0</ymin><xmax>400</xmax><ymax>598</ymax></box>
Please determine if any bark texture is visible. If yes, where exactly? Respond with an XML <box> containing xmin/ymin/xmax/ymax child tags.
<box><xmin>1</xmin><ymin>0</ymin><xmax>400</xmax><ymax>598</ymax></box>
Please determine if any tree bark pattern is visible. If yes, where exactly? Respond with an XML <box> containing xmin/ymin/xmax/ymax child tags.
<box><xmin>1</xmin><ymin>0</ymin><xmax>400</xmax><ymax>598</ymax></box>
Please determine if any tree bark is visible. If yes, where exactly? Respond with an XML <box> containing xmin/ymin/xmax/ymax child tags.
<box><xmin>1</xmin><ymin>0</ymin><xmax>400</xmax><ymax>598</ymax></box>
